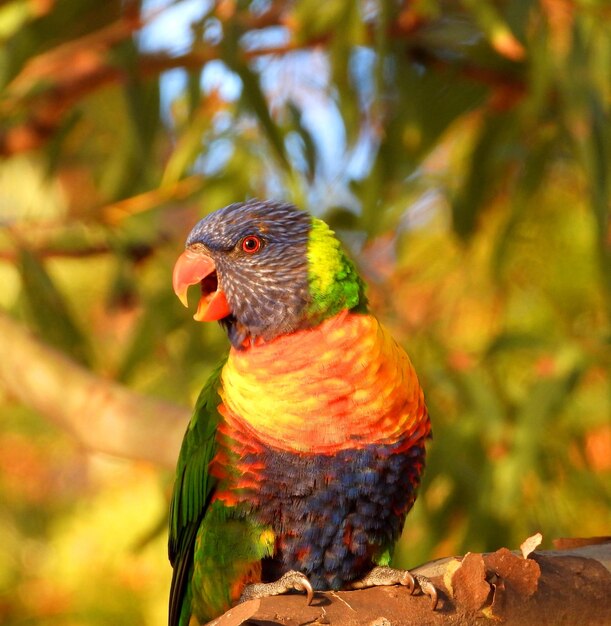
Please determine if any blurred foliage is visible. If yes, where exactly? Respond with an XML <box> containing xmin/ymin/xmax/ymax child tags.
<box><xmin>0</xmin><ymin>0</ymin><xmax>609</xmax><ymax>623</ymax></box>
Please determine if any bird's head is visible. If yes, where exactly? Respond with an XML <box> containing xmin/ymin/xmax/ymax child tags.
<box><xmin>172</xmin><ymin>199</ymin><xmax>367</xmax><ymax>348</ymax></box>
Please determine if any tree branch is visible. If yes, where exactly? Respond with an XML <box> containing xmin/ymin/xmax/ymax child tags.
<box><xmin>0</xmin><ymin>7</ymin><xmax>527</xmax><ymax>157</ymax></box>
<box><xmin>0</xmin><ymin>311</ymin><xmax>188</xmax><ymax>468</ymax></box>
<box><xmin>224</xmin><ymin>541</ymin><xmax>611</xmax><ymax>626</ymax></box>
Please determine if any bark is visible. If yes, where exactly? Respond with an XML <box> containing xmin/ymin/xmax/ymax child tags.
<box><xmin>0</xmin><ymin>311</ymin><xmax>188</xmax><ymax>468</ymax></box>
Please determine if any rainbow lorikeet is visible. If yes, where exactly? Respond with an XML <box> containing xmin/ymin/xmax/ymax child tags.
<box><xmin>169</xmin><ymin>200</ymin><xmax>434</xmax><ymax>625</ymax></box>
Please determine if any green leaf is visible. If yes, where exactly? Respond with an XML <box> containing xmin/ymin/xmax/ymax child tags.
<box><xmin>0</xmin><ymin>0</ymin><xmax>35</xmax><ymax>42</ymax></box>
<box><xmin>491</xmin><ymin>136</ymin><xmax>555</xmax><ymax>278</ymax></box>
<box><xmin>116</xmin><ymin>290</ymin><xmax>183</xmax><ymax>382</ymax></box>
<box><xmin>451</xmin><ymin>112</ymin><xmax>513</xmax><ymax>239</ymax></box>
<box><xmin>512</xmin><ymin>368</ymin><xmax>582</xmax><ymax>475</ymax></box>
<box><xmin>18</xmin><ymin>248</ymin><xmax>91</xmax><ymax>366</ymax></box>
<box><xmin>287</xmin><ymin>102</ymin><xmax>317</xmax><ymax>180</ymax></box>
<box><xmin>239</xmin><ymin>62</ymin><xmax>290</xmax><ymax>171</ymax></box>
<box><xmin>162</xmin><ymin>106</ymin><xmax>213</xmax><ymax>186</ymax></box>
<box><xmin>461</xmin><ymin>0</ymin><xmax>525</xmax><ymax>61</ymax></box>
<box><xmin>485</xmin><ymin>332</ymin><xmax>549</xmax><ymax>356</ymax></box>
<box><xmin>292</xmin><ymin>0</ymin><xmax>352</xmax><ymax>41</ymax></box>
<box><xmin>223</xmin><ymin>34</ymin><xmax>290</xmax><ymax>172</ymax></box>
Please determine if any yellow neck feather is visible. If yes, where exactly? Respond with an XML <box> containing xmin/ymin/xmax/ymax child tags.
<box><xmin>218</xmin><ymin>311</ymin><xmax>429</xmax><ymax>454</ymax></box>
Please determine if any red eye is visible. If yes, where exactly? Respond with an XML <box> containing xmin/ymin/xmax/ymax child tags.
<box><xmin>241</xmin><ymin>235</ymin><xmax>262</xmax><ymax>254</ymax></box>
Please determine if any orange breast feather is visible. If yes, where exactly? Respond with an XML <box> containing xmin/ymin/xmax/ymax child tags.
<box><xmin>218</xmin><ymin>311</ymin><xmax>429</xmax><ymax>454</ymax></box>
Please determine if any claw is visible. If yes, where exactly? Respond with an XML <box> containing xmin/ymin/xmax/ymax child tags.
<box><xmin>350</xmin><ymin>566</ymin><xmax>438</xmax><ymax>610</ymax></box>
<box><xmin>239</xmin><ymin>570</ymin><xmax>314</xmax><ymax>605</ymax></box>
<box><xmin>299</xmin><ymin>576</ymin><xmax>315</xmax><ymax>605</ymax></box>
<box><xmin>401</xmin><ymin>570</ymin><xmax>416</xmax><ymax>594</ymax></box>
<box><xmin>414</xmin><ymin>574</ymin><xmax>438</xmax><ymax>609</ymax></box>
<box><xmin>350</xmin><ymin>565</ymin><xmax>414</xmax><ymax>591</ymax></box>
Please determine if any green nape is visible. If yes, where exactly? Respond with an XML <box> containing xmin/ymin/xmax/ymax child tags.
<box><xmin>306</xmin><ymin>218</ymin><xmax>367</xmax><ymax>321</ymax></box>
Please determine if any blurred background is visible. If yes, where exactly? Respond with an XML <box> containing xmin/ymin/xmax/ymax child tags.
<box><xmin>0</xmin><ymin>0</ymin><xmax>609</xmax><ymax>624</ymax></box>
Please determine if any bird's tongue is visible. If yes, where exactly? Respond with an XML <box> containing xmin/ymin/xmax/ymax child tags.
<box><xmin>172</xmin><ymin>249</ymin><xmax>232</xmax><ymax>322</ymax></box>
<box><xmin>194</xmin><ymin>288</ymin><xmax>231</xmax><ymax>322</ymax></box>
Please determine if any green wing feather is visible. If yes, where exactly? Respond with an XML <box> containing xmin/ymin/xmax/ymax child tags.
<box><xmin>168</xmin><ymin>356</ymin><xmax>227</xmax><ymax>626</ymax></box>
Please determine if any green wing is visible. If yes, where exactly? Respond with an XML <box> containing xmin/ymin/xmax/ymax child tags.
<box><xmin>168</xmin><ymin>356</ymin><xmax>227</xmax><ymax>626</ymax></box>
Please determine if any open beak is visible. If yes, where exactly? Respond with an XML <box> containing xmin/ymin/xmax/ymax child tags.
<box><xmin>172</xmin><ymin>249</ymin><xmax>232</xmax><ymax>322</ymax></box>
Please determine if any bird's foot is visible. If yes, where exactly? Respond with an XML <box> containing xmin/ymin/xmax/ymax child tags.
<box><xmin>239</xmin><ymin>570</ymin><xmax>314</xmax><ymax>605</ymax></box>
<box><xmin>350</xmin><ymin>565</ymin><xmax>438</xmax><ymax>609</ymax></box>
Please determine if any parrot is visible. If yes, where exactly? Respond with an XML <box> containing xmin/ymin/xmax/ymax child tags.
<box><xmin>169</xmin><ymin>199</ymin><xmax>434</xmax><ymax>625</ymax></box>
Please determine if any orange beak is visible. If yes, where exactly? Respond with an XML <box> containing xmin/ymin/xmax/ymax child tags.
<box><xmin>172</xmin><ymin>249</ymin><xmax>232</xmax><ymax>322</ymax></box>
